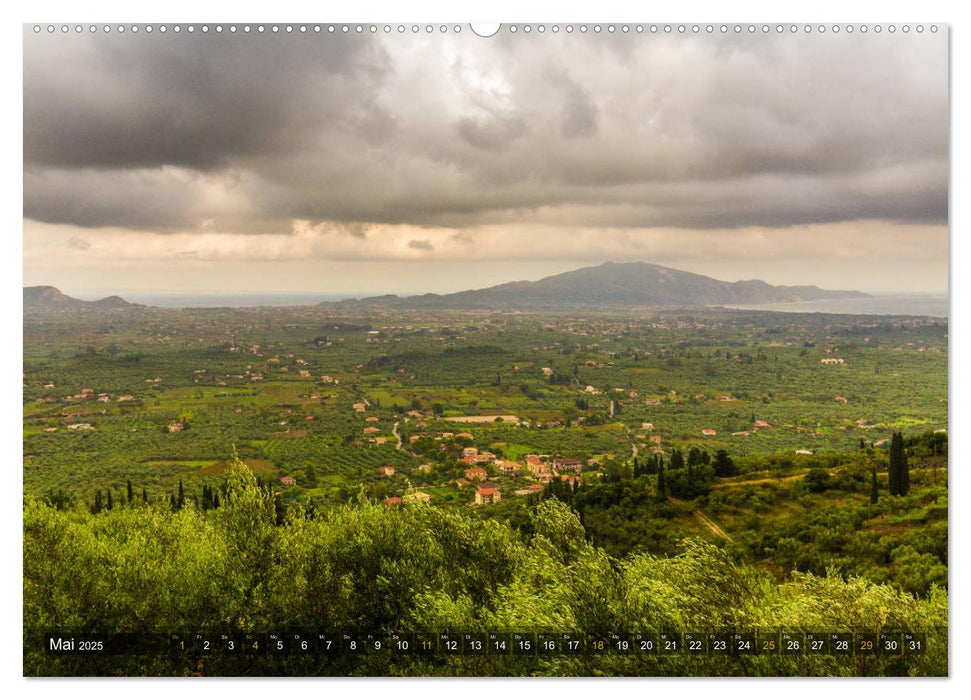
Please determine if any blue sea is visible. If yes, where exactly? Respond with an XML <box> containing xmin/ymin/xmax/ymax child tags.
<box><xmin>721</xmin><ymin>295</ymin><xmax>948</xmax><ymax>318</ymax></box>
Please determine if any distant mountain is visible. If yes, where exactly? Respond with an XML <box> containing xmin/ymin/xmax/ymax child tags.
<box><xmin>327</xmin><ymin>262</ymin><xmax>869</xmax><ymax>311</ymax></box>
<box><xmin>23</xmin><ymin>286</ymin><xmax>143</xmax><ymax>312</ymax></box>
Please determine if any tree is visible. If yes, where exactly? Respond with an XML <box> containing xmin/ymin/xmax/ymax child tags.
<box><xmin>889</xmin><ymin>432</ymin><xmax>910</xmax><ymax>496</ymax></box>
<box><xmin>656</xmin><ymin>461</ymin><xmax>667</xmax><ymax>501</ymax></box>
<box><xmin>712</xmin><ymin>450</ymin><xmax>736</xmax><ymax>477</ymax></box>
<box><xmin>142</xmin><ymin>487</ymin><xmax>148</xmax><ymax>503</ymax></box>
<box><xmin>669</xmin><ymin>449</ymin><xmax>685</xmax><ymax>471</ymax></box>
<box><xmin>899</xmin><ymin>436</ymin><xmax>911</xmax><ymax>496</ymax></box>
<box><xmin>177</xmin><ymin>479</ymin><xmax>185</xmax><ymax>509</ymax></box>
<box><xmin>92</xmin><ymin>491</ymin><xmax>103</xmax><ymax>515</ymax></box>
<box><xmin>870</xmin><ymin>467</ymin><xmax>879</xmax><ymax>505</ymax></box>
<box><xmin>804</xmin><ymin>468</ymin><xmax>831</xmax><ymax>494</ymax></box>
<box><xmin>888</xmin><ymin>433</ymin><xmax>901</xmax><ymax>496</ymax></box>
<box><xmin>127</xmin><ymin>480</ymin><xmax>134</xmax><ymax>505</ymax></box>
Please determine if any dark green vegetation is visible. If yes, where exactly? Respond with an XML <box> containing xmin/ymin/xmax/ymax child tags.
<box><xmin>24</xmin><ymin>461</ymin><xmax>946</xmax><ymax>677</ymax></box>
<box><xmin>22</xmin><ymin>302</ymin><xmax>948</xmax><ymax>676</ymax></box>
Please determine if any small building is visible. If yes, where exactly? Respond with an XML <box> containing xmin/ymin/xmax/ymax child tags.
<box><xmin>553</xmin><ymin>458</ymin><xmax>583</xmax><ymax>474</ymax></box>
<box><xmin>498</xmin><ymin>461</ymin><xmax>521</xmax><ymax>476</ymax></box>
<box><xmin>378</xmin><ymin>465</ymin><xmax>396</xmax><ymax>477</ymax></box>
<box><xmin>702</xmin><ymin>428</ymin><xmax>717</xmax><ymax>437</ymax></box>
<box><xmin>474</xmin><ymin>488</ymin><xmax>501</xmax><ymax>506</ymax></box>
<box><xmin>280</xmin><ymin>475</ymin><xmax>297</xmax><ymax>487</ymax></box>
<box><xmin>464</xmin><ymin>467</ymin><xmax>488</xmax><ymax>481</ymax></box>
<box><xmin>403</xmin><ymin>491</ymin><xmax>431</xmax><ymax>504</ymax></box>
<box><xmin>168</xmin><ymin>421</ymin><xmax>184</xmax><ymax>433</ymax></box>
<box><xmin>382</xmin><ymin>497</ymin><xmax>403</xmax><ymax>507</ymax></box>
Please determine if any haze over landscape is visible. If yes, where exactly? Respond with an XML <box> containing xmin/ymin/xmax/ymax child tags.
<box><xmin>23</xmin><ymin>27</ymin><xmax>947</xmax><ymax>297</ymax></box>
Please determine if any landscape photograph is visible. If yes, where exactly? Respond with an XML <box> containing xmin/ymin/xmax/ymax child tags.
<box><xmin>22</xmin><ymin>23</ymin><xmax>948</xmax><ymax>677</ymax></box>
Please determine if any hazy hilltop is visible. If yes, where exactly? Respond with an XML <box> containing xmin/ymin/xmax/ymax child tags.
<box><xmin>24</xmin><ymin>263</ymin><xmax>868</xmax><ymax>314</ymax></box>
<box><xmin>330</xmin><ymin>262</ymin><xmax>869</xmax><ymax>311</ymax></box>
<box><xmin>23</xmin><ymin>286</ymin><xmax>142</xmax><ymax>313</ymax></box>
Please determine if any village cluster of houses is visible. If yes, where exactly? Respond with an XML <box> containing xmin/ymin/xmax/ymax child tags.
<box><xmin>367</xmin><ymin>451</ymin><xmax>587</xmax><ymax>507</ymax></box>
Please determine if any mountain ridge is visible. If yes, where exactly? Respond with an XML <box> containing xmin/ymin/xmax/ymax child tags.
<box><xmin>23</xmin><ymin>286</ymin><xmax>144</xmax><ymax>312</ymax></box>
<box><xmin>24</xmin><ymin>262</ymin><xmax>869</xmax><ymax>313</ymax></box>
<box><xmin>324</xmin><ymin>261</ymin><xmax>869</xmax><ymax>311</ymax></box>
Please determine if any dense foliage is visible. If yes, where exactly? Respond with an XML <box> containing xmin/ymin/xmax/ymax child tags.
<box><xmin>24</xmin><ymin>460</ymin><xmax>945</xmax><ymax>677</ymax></box>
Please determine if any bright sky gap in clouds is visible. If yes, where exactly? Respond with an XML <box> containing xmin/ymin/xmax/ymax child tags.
<box><xmin>23</xmin><ymin>26</ymin><xmax>948</xmax><ymax>296</ymax></box>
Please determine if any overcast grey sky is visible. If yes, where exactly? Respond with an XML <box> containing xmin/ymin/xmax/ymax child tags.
<box><xmin>23</xmin><ymin>26</ymin><xmax>948</xmax><ymax>296</ymax></box>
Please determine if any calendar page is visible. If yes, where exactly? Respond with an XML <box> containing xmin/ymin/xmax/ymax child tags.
<box><xmin>22</xmin><ymin>21</ymin><xmax>948</xmax><ymax>678</ymax></box>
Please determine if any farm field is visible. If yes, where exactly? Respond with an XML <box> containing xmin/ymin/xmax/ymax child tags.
<box><xmin>22</xmin><ymin>305</ymin><xmax>949</xmax><ymax>675</ymax></box>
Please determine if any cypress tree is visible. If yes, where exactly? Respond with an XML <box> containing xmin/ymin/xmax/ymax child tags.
<box><xmin>870</xmin><ymin>467</ymin><xmax>879</xmax><ymax>505</ymax></box>
<box><xmin>657</xmin><ymin>462</ymin><xmax>667</xmax><ymax>501</ymax></box>
<box><xmin>899</xmin><ymin>438</ymin><xmax>910</xmax><ymax>496</ymax></box>
<box><xmin>106</xmin><ymin>489</ymin><xmax>113</xmax><ymax>510</ymax></box>
<box><xmin>177</xmin><ymin>479</ymin><xmax>185</xmax><ymax>509</ymax></box>
<box><xmin>93</xmin><ymin>491</ymin><xmax>103</xmax><ymax>514</ymax></box>
<box><xmin>670</xmin><ymin>448</ymin><xmax>685</xmax><ymax>471</ymax></box>
<box><xmin>142</xmin><ymin>487</ymin><xmax>148</xmax><ymax>503</ymax></box>
<box><xmin>127</xmin><ymin>480</ymin><xmax>134</xmax><ymax>505</ymax></box>
<box><xmin>888</xmin><ymin>433</ymin><xmax>901</xmax><ymax>496</ymax></box>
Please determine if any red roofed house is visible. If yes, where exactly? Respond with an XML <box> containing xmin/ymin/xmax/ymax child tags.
<box><xmin>382</xmin><ymin>496</ymin><xmax>403</xmax><ymax>507</ymax></box>
<box><xmin>474</xmin><ymin>488</ymin><xmax>501</xmax><ymax>505</ymax></box>
<box><xmin>280</xmin><ymin>475</ymin><xmax>296</xmax><ymax>487</ymax></box>
<box><xmin>464</xmin><ymin>467</ymin><xmax>488</xmax><ymax>481</ymax></box>
<box><xmin>702</xmin><ymin>428</ymin><xmax>717</xmax><ymax>437</ymax></box>
<box><xmin>526</xmin><ymin>455</ymin><xmax>551</xmax><ymax>477</ymax></box>
<box><xmin>498</xmin><ymin>461</ymin><xmax>521</xmax><ymax>476</ymax></box>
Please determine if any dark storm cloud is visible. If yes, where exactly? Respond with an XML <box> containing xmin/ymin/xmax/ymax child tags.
<box><xmin>23</xmin><ymin>27</ymin><xmax>948</xmax><ymax>233</ymax></box>
<box><xmin>23</xmin><ymin>31</ymin><xmax>381</xmax><ymax>172</ymax></box>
